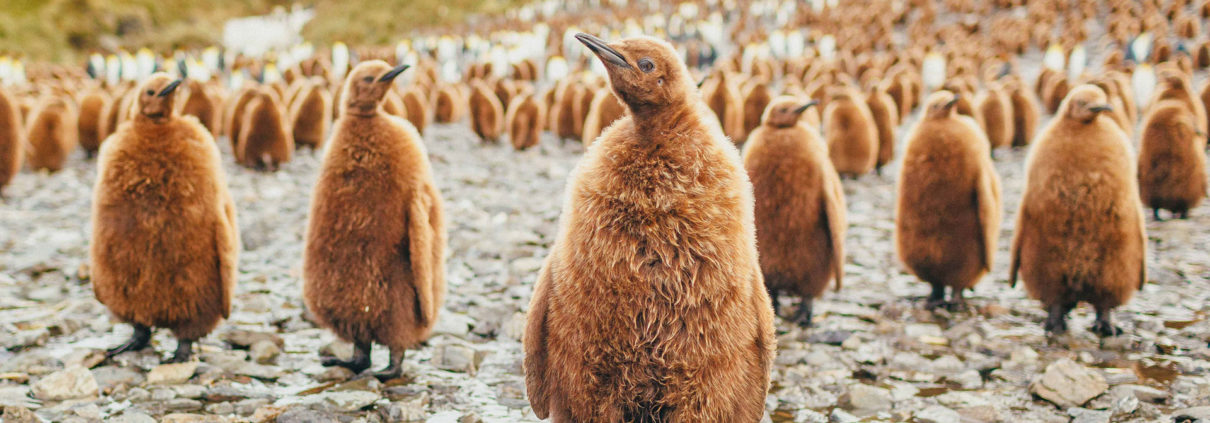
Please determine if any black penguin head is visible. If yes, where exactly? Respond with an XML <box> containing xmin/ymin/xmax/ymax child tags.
<box><xmin>342</xmin><ymin>60</ymin><xmax>409</xmax><ymax>117</ymax></box>
<box><xmin>137</xmin><ymin>73</ymin><xmax>183</xmax><ymax>123</ymax></box>
<box><xmin>575</xmin><ymin>34</ymin><xmax>694</xmax><ymax>116</ymax></box>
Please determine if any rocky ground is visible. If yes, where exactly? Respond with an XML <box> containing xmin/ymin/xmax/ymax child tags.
<box><xmin>2</xmin><ymin>105</ymin><xmax>1210</xmax><ymax>423</ymax></box>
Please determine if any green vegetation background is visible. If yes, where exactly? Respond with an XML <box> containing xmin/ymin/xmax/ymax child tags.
<box><xmin>0</xmin><ymin>0</ymin><xmax>523</xmax><ymax>62</ymax></box>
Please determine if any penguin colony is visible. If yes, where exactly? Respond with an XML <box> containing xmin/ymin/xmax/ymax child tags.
<box><xmin>0</xmin><ymin>0</ymin><xmax>1204</xmax><ymax>416</ymax></box>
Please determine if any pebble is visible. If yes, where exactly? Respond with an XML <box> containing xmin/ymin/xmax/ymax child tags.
<box><xmin>147</xmin><ymin>362</ymin><xmax>200</xmax><ymax>385</ymax></box>
<box><xmin>30</xmin><ymin>366</ymin><xmax>98</xmax><ymax>401</ymax></box>
<box><xmin>843</xmin><ymin>383</ymin><xmax>892</xmax><ymax>412</ymax></box>
<box><xmin>914</xmin><ymin>405</ymin><xmax>960</xmax><ymax>423</ymax></box>
<box><xmin>1029</xmin><ymin>359</ymin><xmax>1108</xmax><ymax>408</ymax></box>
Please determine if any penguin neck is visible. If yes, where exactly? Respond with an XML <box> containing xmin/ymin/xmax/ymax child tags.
<box><xmin>630</xmin><ymin>99</ymin><xmax>697</xmax><ymax>142</ymax></box>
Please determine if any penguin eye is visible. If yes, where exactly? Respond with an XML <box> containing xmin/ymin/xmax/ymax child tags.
<box><xmin>146</xmin><ymin>90</ymin><xmax>155</xmax><ymax>96</ymax></box>
<box><xmin>638</xmin><ymin>58</ymin><xmax>655</xmax><ymax>73</ymax></box>
<box><xmin>363</xmin><ymin>76</ymin><xmax>374</xmax><ymax>83</ymax></box>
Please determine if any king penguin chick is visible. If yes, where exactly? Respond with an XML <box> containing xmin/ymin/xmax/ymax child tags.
<box><xmin>1138</xmin><ymin>99</ymin><xmax>1207</xmax><ymax>219</ymax></box>
<box><xmin>304</xmin><ymin>61</ymin><xmax>445</xmax><ymax>381</ymax></box>
<box><xmin>1004</xmin><ymin>77</ymin><xmax>1040</xmax><ymax>147</ymax></box>
<box><xmin>896</xmin><ymin>91</ymin><xmax>1002</xmax><ymax>310</ymax></box>
<box><xmin>469</xmin><ymin>80</ymin><xmax>504</xmax><ymax>143</ymax></box>
<box><xmin>743</xmin><ymin>97</ymin><xmax>846</xmax><ymax>327</ymax></box>
<box><xmin>580</xmin><ymin>88</ymin><xmax>627</xmax><ymax>146</ymax></box>
<box><xmin>975</xmin><ymin>82</ymin><xmax>1013</xmax><ymax>152</ymax></box>
<box><xmin>25</xmin><ymin>96</ymin><xmax>78</xmax><ymax>173</ymax></box>
<box><xmin>237</xmin><ymin>87</ymin><xmax>293</xmax><ymax>170</ymax></box>
<box><xmin>865</xmin><ymin>82</ymin><xmax>899</xmax><ymax>174</ymax></box>
<box><xmin>506</xmin><ymin>92</ymin><xmax>544</xmax><ymax>151</ymax></box>
<box><xmin>824</xmin><ymin>85</ymin><xmax>879</xmax><ymax>178</ymax></box>
<box><xmin>77</xmin><ymin>87</ymin><xmax>110</xmax><ymax>158</ymax></box>
<box><xmin>1010</xmin><ymin>85</ymin><xmax>1146</xmax><ymax>337</ymax></box>
<box><xmin>0</xmin><ymin>87</ymin><xmax>21</xmax><ymax>194</ymax></box>
<box><xmin>180</xmin><ymin>79</ymin><xmax>219</xmax><ymax>136</ymax></box>
<box><xmin>90</xmin><ymin>74</ymin><xmax>239</xmax><ymax>363</ymax></box>
<box><xmin>524</xmin><ymin>34</ymin><xmax>774</xmax><ymax>422</ymax></box>
<box><xmin>289</xmin><ymin>79</ymin><xmax>333</xmax><ymax>150</ymax></box>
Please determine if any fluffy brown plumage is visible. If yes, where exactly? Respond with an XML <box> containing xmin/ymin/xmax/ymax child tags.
<box><xmin>506</xmin><ymin>92</ymin><xmax>544</xmax><ymax>151</ymax></box>
<box><xmin>1004</xmin><ymin>77</ymin><xmax>1040</xmax><ymax>147</ymax></box>
<box><xmin>25</xmin><ymin>96</ymin><xmax>78</xmax><ymax>172</ymax></box>
<box><xmin>824</xmin><ymin>86</ymin><xmax>879</xmax><ymax>177</ymax></box>
<box><xmin>180</xmin><ymin>79</ymin><xmax>219</xmax><ymax>136</ymax></box>
<box><xmin>77</xmin><ymin>88</ymin><xmax>109</xmax><ymax>157</ymax></box>
<box><xmin>741</xmin><ymin>81</ymin><xmax>772</xmax><ymax>143</ymax></box>
<box><xmin>401</xmin><ymin>88</ymin><xmax>429</xmax><ymax>135</ymax></box>
<box><xmin>976</xmin><ymin>83</ymin><xmax>1013</xmax><ymax>151</ymax></box>
<box><xmin>224</xmin><ymin>86</ymin><xmax>258</xmax><ymax>161</ymax></box>
<box><xmin>525</xmin><ymin>34</ymin><xmax>773</xmax><ymax>422</ymax></box>
<box><xmin>580</xmin><ymin>88</ymin><xmax>626</xmax><ymax>146</ymax></box>
<box><xmin>237</xmin><ymin>88</ymin><xmax>293</xmax><ymax>170</ymax></box>
<box><xmin>1138</xmin><ymin>99</ymin><xmax>1207</xmax><ymax>219</ymax></box>
<box><xmin>289</xmin><ymin>79</ymin><xmax>333</xmax><ymax>149</ymax></box>
<box><xmin>469</xmin><ymin>80</ymin><xmax>504</xmax><ymax>142</ymax></box>
<box><xmin>896</xmin><ymin>91</ymin><xmax>1002</xmax><ymax>310</ymax></box>
<box><xmin>433</xmin><ymin>84</ymin><xmax>464</xmax><ymax>123</ymax></box>
<box><xmin>1010</xmin><ymin>85</ymin><xmax>1146</xmax><ymax>336</ymax></box>
<box><xmin>743</xmin><ymin>96</ymin><xmax>845</xmax><ymax>327</ymax></box>
<box><xmin>91</xmin><ymin>74</ymin><xmax>239</xmax><ymax>363</ymax></box>
<box><xmin>702</xmin><ymin>70</ymin><xmax>746</xmax><ymax>143</ymax></box>
<box><xmin>865</xmin><ymin>83</ymin><xmax>899</xmax><ymax>173</ymax></box>
<box><xmin>304</xmin><ymin>61</ymin><xmax>445</xmax><ymax>380</ymax></box>
<box><xmin>551</xmin><ymin>80</ymin><xmax>581</xmax><ymax>141</ymax></box>
<box><xmin>0</xmin><ymin>87</ymin><xmax>21</xmax><ymax>194</ymax></box>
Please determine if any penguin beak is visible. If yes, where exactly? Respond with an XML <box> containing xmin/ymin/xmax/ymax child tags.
<box><xmin>576</xmin><ymin>33</ymin><xmax>632</xmax><ymax>70</ymax></box>
<box><xmin>697</xmin><ymin>78</ymin><xmax>707</xmax><ymax>88</ymax></box>
<box><xmin>378</xmin><ymin>65</ymin><xmax>410</xmax><ymax>83</ymax></box>
<box><xmin>944</xmin><ymin>95</ymin><xmax>960</xmax><ymax>109</ymax></box>
<box><xmin>157</xmin><ymin>79</ymin><xmax>182</xmax><ymax>97</ymax></box>
<box><xmin>794</xmin><ymin>100</ymin><xmax>819</xmax><ymax>114</ymax></box>
<box><xmin>1089</xmin><ymin>104</ymin><xmax>1113</xmax><ymax>114</ymax></box>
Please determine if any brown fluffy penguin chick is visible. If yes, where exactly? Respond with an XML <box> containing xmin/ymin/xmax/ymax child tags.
<box><xmin>289</xmin><ymin>80</ymin><xmax>333</xmax><ymax>150</ymax></box>
<box><xmin>524</xmin><ymin>34</ymin><xmax>774</xmax><ymax>422</ymax></box>
<box><xmin>896</xmin><ymin>91</ymin><xmax>1002</xmax><ymax>310</ymax></box>
<box><xmin>25</xmin><ymin>97</ymin><xmax>78</xmax><ymax>172</ymax></box>
<box><xmin>1005</xmin><ymin>78</ymin><xmax>1041</xmax><ymax>147</ymax></box>
<box><xmin>98</xmin><ymin>85</ymin><xmax>131</xmax><ymax>144</ymax></box>
<box><xmin>401</xmin><ymin>88</ymin><xmax>429</xmax><ymax>135</ymax></box>
<box><xmin>224</xmin><ymin>87</ymin><xmax>257</xmax><ymax>160</ymax></box>
<box><xmin>1010</xmin><ymin>85</ymin><xmax>1146</xmax><ymax>337</ymax></box>
<box><xmin>469</xmin><ymin>80</ymin><xmax>504</xmax><ymax>143</ymax></box>
<box><xmin>580</xmin><ymin>88</ymin><xmax>626</xmax><ymax>146</ymax></box>
<box><xmin>742</xmin><ymin>81</ymin><xmax>772</xmax><ymax>143</ymax></box>
<box><xmin>702</xmin><ymin>70</ymin><xmax>746</xmax><ymax>143</ymax></box>
<box><xmin>824</xmin><ymin>86</ymin><xmax>879</xmax><ymax>178</ymax></box>
<box><xmin>975</xmin><ymin>83</ymin><xmax>1013</xmax><ymax>151</ymax></box>
<box><xmin>1152</xmin><ymin>68</ymin><xmax>1208</xmax><ymax>136</ymax></box>
<box><xmin>865</xmin><ymin>84</ymin><xmax>899</xmax><ymax>173</ymax></box>
<box><xmin>551</xmin><ymin>81</ymin><xmax>581</xmax><ymax>141</ymax></box>
<box><xmin>1138</xmin><ymin>100</ymin><xmax>1207</xmax><ymax>219</ymax></box>
<box><xmin>0</xmin><ymin>87</ymin><xmax>21</xmax><ymax>194</ymax></box>
<box><xmin>743</xmin><ymin>97</ymin><xmax>845</xmax><ymax>327</ymax></box>
<box><xmin>91</xmin><ymin>74</ymin><xmax>239</xmax><ymax>363</ymax></box>
<box><xmin>304</xmin><ymin>61</ymin><xmax>445</xmax><ymax>381</ymax></box>
<box><xmin>1202</xmin><ymin>80</ymin><xmax>1210</xmax><ymax>144</ymax></box>
<box><xmin>180</xmin><ymin>79</ymin><xmax>219</xmax><ymax>136</ymax></box>
<box><xmin>506</xmin><ymin>93</ymin><xmax>544</xmax><ymax>151</ymax></box>
<box><xmin>433</xmin><ymin>84</ymin><xmax>464</xmax><ymax>123</ymax></box>
<box><xmin>237</xmin><ymin>88</ymin><xmax>293</xmax><ymax>170</ymax></box>
<box><xmin>77</xmin><ymin>88</ymin><xmax>109</xmax><ymax>158</ymax></box>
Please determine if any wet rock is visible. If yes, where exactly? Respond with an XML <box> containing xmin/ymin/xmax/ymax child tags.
<box><xmin>31</xmin><ymin>366</ymin><xmax>98</xmax><ymax>401</ymax></box>
<box><xmin>914</xmin><ymin>405</ymin><xmax>960</xmax><ymax>423</ymax></box>
<box><xmin>1030</xmin><ymin>359</ymin><xmax>1107</xmax><ymax>408</ymax></box>
<box><xmin>147</xmin><ymin>362</ymin><xmax>199</xmax><ymax>385</ymax></box>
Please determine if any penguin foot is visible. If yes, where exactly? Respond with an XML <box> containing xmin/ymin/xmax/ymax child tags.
<box><xmin>372</xmin><ymin>348</ymin><xmax>406</xmax><ymax>381</ymax></box>
<box><xmin>791</xmin><ymin>300</ymin><xmax>814</xmax><ymax>328</ymax></box>
<box><xmin>1091</xmin><ymin>311</ymin><xmax>1124</xmax><ymax>337</ymax></box>
<box><xmin>321</xmin><ymin>342</ymin><xmax>372</xmax><ymax>374</ymax></box>
<box><xmin>106</xmin><ymin>324</ymin><xmax>152</xmax><ymax>358</ymax></box>
<box><xmin>165</xmin><ymin>339</ymin><xmax>194</xmax><ymax>363</ymax></box>
<box><xmin>1043</xmin><ymin>313</ymin><xmax>1068</xmax><ymax>335</ymax></box>
<box><xmin>1178</xmin><ymin>210</ymin><xmax>1190</xmax><ymax>219</ymax></box>
<box><xmin>924</xmin><ymin>284</ymin><xmax>947</xmax><ymax>311</ymax></box>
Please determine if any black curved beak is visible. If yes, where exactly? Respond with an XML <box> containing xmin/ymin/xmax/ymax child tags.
<box><xmin>378</xmin><ymin>65</ymin><xmax>410</xmax><ymax>83</ymax></box>
<box><xmin>944</xmin><ymin>94</ymin><xmax>960</xmax><ymax>109</ymax></box>
<box><xmin>1089</xmin><ymin>105</ymin><xmax>1113</xmax><ymax>113</ymax></box>
<box><xmin>697</xmin><ymin>78</ymin><xmax>707</xmax><ymax>88</ymax></box>
<box><xmin>794</xmin><ymin>100</ymin><xmax>819</xmax><ymax>114</ymax></box>
<box><xmin>157</xmin><ymin>79</ymin><xmax>183</xmax><ymax>97</ymax></box>
<box><xmin>576</xmin><ymin>33</ymin><xmax>631</xmax><ymax>69</ymax></box>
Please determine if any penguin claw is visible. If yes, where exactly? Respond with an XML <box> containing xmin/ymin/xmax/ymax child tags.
<box><xmin>1091</xmin><ymin>321</ymin><xmax>1125</xmax><ymax>337</ymax></box>
<box><xmin>923</xmin><ymin>298</ymin><xmax>948</xmax><ymax>311</ymax></box>
<box><xmin>105</xmin><ymin>324</ymin><xmax>152</xmax><ymax>358</ymax></box>
<box><xmin>320</xmin><ymin>356</ymin><xmax>372</xmax><ymax>374</ymax></box>
<box><xmin>372</xmin><ymin>366</ymin><xmax>403</xmax><ymax>381</ymax></box>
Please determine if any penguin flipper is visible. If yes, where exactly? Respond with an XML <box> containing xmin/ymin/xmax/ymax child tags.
<box><xmin>1008</xmin><ymin>200</ymin><xmax>1025</xmax><ymax>289</ymax></box>
<box><xmin>215</xmin><ymin>182</ymin><xmax>239</xmax><ymax>320</ymax></box>
<box><xmin>822</xmin><ymin>167</ymin><xmax>847</xmax><ymax>291</ymax></box>
<box><xmin>523</xmin><ymin>258</ymin><xmax>555</xmax><ymax>419</ymax></box>
<box><xmin>975</xmin><ymin>165</ymin><xmax>1002</xmax><ymax>273</ymax></box>
<box><xmin>407</xmin><ymin>188</ymin><xmax>438</xmax><ymax>324</ymax></box>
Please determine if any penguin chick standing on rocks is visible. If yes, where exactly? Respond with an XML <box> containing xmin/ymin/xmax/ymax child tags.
<box><xmin>896</xmin><ymin>91</ymin><xmax>1002</xmax><ymax>310</ymax></box>
<box><xmin>25</xmin><ymin>96</ymin><xmax>78</xmax><ymax>172</ymax></box>
<box><xmin>824</xmin><ymin>86</ymin><xmax>879</xmax><ymax>178</ymax></box>
<box><xmin>506</xmin><ymin>92</ymin><xmax>544</xmax><ymax>151</ymax></box>
<box><xmin>289</xmin><ymin>79</ymin><xmax>333</xmax><ymax>150</ymax></box>
<box><xmin>304</xmin><ymin>62</ymin><xmax>446</xmax><ymax>381</ymax></box>
<box><xmin>1004</xmin><ymin>77</ymin><xmax>1040</xmax><ymax>147</ymax></box>
<box><xmin>469</xmin><ymin>80</ymin><xmax>504</xmax><ymax>143</ymax></box>
<box><xmin>865</xmin><ymin>83</ymin><xmax>899</xmax><ymax>174</ymax></box>
<box><xmin>0</xmin><ymin>87</ymin><xmax>21</xmax><ymax>194</ymax></box>
<box><xmin>180</xmin><ymin>79</ymin><xmax>219</xmax><ymax>136</ymax></box>
<box><xmin>237</xmin><ymin>87</ymin><xmax>293</xmax><ymax>170</ymax></box>
<box><xmin>77</xmin><ymin>88</ymin><xmax>109</xmax><ymax>157</ymax></box>
<box><xmin>524</xmin><ymin>34</ymin><xmax>774</xmax><ymax>422</ymax></box>
<box><xmin>743</xmin><ymin>97</ymin><xmax>845</xmax><ymax>327</ymax></box>
<box><xmin>1010</xmin><ymin>85</ymin><xmax>1146</xmax><ymax>336</ymax></box>
<box><xmin>91</xmin><ymin>74</ymin><xmax>239</xmax><ymax>363</ymax></box>
<box><xmin>975</xmin><ymin>82</ymin><xmax>1013</xmax><ymax>152</ymax></box>
<box><xmin>1138</xmin><ymin>100</ymin><xmax>1207</xmax><ymax>219</ymax></box>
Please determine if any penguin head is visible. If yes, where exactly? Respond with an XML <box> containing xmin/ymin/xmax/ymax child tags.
<box><xmin>575</xmin><ymin>33</ymin><xmax>694</xmax><ymax>115</ymax></box>
<box><xmin>924</xmin><ymin>90</ymin><xmax>960</xmax><ymax>119</ymax></box>
<box><xmin>137</xmin><ymin>73</ymin><xmax>183</xmax><ymax>123</ymax></box>
<box><xmin>1155</xmin><ymin>67</ymin><xmax>1188</xmax><ymax>91</ymax></box>
<box><xmin>762</xmin><ymin>96</ymin><xmax>817</xmax><ymax>128</ymax></box>
<box><xmin>1062</xmin><ymin>85</ymin><xmax>1114</xmax><ymax>124</ymax></box>
<box><xmin>341</xmin><ymin>60</ymin><xmax>410</xmax><ymax>117</ymax></box>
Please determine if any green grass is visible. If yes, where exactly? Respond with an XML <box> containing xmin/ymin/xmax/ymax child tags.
<box><xmin>0</xmin><ymin>0</ymin><xmax>524</xmax><ymax>62</ymax></box>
